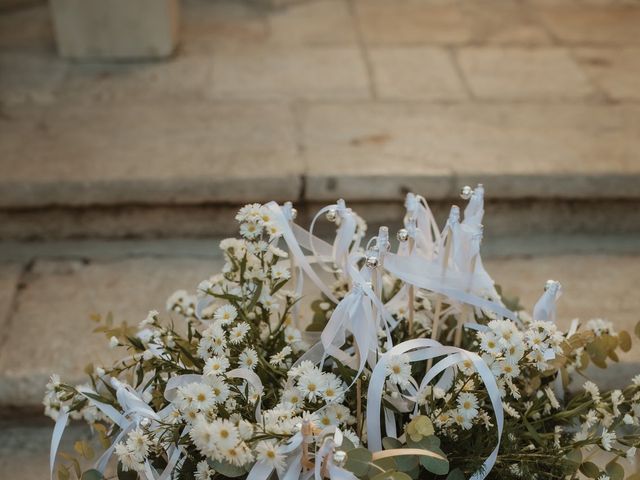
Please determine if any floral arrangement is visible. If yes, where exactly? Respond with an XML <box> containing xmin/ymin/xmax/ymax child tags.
<box><xmin>46</xmin><ymin>187</ymin><xmax>640</xmax><ymax>480</ymax></box>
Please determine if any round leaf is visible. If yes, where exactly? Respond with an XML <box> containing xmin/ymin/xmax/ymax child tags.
<box><xmin>618</xmin><ymin>330</ymin><xmax>632</xmax><ymax>352</ymax></box>
<box><xmin>81</xmin><ymin>470</ymin><xmax>103</xmax><ymax>480</ymax></box>
<box><xmin>579</xmin><ymin>461</ymin><xmax>600</xmax><ymax>478</ymax></box>
<box><xmin>605</xmin><ymin>460</ymin><xmax>624</xmax><ymax>480</ymax></box>
<box><xmin>344</xmin><ymin>447</ymin><xmax>373</xmax><ymax>477</ymax></box>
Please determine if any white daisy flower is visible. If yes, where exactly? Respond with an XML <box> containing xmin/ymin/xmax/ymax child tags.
<box><xmin>207</xmin><ymin>376</ymin><xmax>230</xmax><ymax>404</ymax></box>
<box><xmin>457</xmin><ymin>392</ymin><xmax>479</xmax><ymax>420</ymax></box>
<box><xmin>255</xmin><ymin>440</ymin><xmax>286</xmax><ymax>473</ymax></box>
<box><xmin>211</xmin><ymin>419</ymin><xmax>240</xmax><ymax>450</ymax></box>
<box><xmin>270</xmin><ymin>263</ymin><xmax>290</xmax><ymax>280</ymax></box>
<box><xmin>386</xmin><ymin>355</ymin><xmax>412</xmax><ymax>387</ymax></box>
<box><xmin>601</xmin><ymin>429</ymin><xmax>616</xmax><ymax>451</ymax></box>
<box><xmin>214</xmin><ymin>305</ymin><xmax>238</xmax><ymax>325</ymax></box>
<box><xmin>239</xmin><ymin>348</ymin><xmax>259</xmax><ymax>370</ymax></box>
<box><xmin>229</xmin><ymin>322</ymin><xmax>250</xmax><ymax>344</ymax></box>
<box><xmin>204</xmin><ymin>355</ymin><xmax>230</xmax><ymax>376</ymax></box>
<box><xmin>270</xmin><ymin>346</ymin><xmax>292</xmax><ymax>367</ymax></box>
<box><xmin>584</xmin><ymin>381</ymin><xmax>601</xmax><ymax>402</ymax></box>
<box><xmin>194</xmin><ymin>460</ymin><xmax>214</xmax><ymax>480</ymax></box>
<box><xmin>235</xmin><ymin>203</ymin><xmax>262</xmax><ymax>223</ymax></box>
<box><xmin>297</xmin><ymin>369</ymin><xmax>327</xmax><ymax>402</ymax></box>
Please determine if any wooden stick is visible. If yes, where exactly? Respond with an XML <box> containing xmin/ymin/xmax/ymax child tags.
<box><xmin>428</xmin><ymin>232</ymin><xmax>452</xmax><ymax>369</ymax></box>
<box><xmin>407</xmin><ymin>237</ymin><xmax>415</xmax><ymax>336</ymax></box>
<box><xmin>454</xmin><ymin>254</ymin><xmax>478</xmax><ymax>347</ymax></box>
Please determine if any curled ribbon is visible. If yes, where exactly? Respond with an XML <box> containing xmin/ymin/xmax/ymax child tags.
<box><xmin>366</xmin><ymin>338</ymin><xmax>503</xmax><ymax>480</ymax></box>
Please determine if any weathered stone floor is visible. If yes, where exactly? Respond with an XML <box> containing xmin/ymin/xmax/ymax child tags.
<box><xmin>1</xmin><ymin>237</ymin><xmax>639</xmax><ymax>409</ymax></box>
<box><xmin>1</xmin><ymin>236</ymin><xmax>640</xmax><ymax>478</ymax></box>
<box><xmin>1</xmin><ymin>0</ymin><xmax>640</xmax><ymax>239</ymax></box>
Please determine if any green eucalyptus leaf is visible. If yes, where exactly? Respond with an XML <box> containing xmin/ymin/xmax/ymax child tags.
<box><xmin>117</xmin><ymin>463</ymin><xmax>138</xmax><ymax>480</ymax></box>
<box><xmin>344</xmin><ymin>448</ymin><xmax>373</xmax><ymax>477</ymax></box>
<box><xmin>81</xmin><ymin>470</ymin><xmax>104</xmax><ymax>480</ymax></box>
<box><xmin>419</xmin><ymin>447</ymin><xmax>449</xmax><ymax>476</ymax></box>
<box><xmin>605</xmin><ymin>460</ymin><xmax>624</xmax><ymax>480</ymax></box>
<box><xmin>579</xmin><ymin>461</ymin><xmax>600</xmax><ymax>478</ymax></box>
<box><xmin>564</xmin><ymin>448</ymin><xmax>582</xmax><ymax>468</ymax></box>
<box><xmin>210</xmin><ymin>459</ymin><xmax>246</xmax><ymax>477</ymax></box>
<box><xmin>382</xmin><ymin>437</ymin><xmax>403</xmax><ymax>450</ymax></box>
<box><xmin>618</xmin><ymin>330</ymin><xmax>632</xmax><ymax>352</ymax></box>
<box><xmin>446</xmin><ymin>469</ymin><xmax>465</xmax><ymax>480</ymax></box>
<box><xmin>371</xmin><ymin>471</ymin><xmax>412</xmax><ymax>480</ymax></box>
<box><xmin>57</xmin><ymin>465</ymin><xmax>70</xmax><ymax>480</ymax></box>
<box><xmin>370</xmin><ymin>457</ymin><xmax>397</xmax><ymax>477</ymax></box>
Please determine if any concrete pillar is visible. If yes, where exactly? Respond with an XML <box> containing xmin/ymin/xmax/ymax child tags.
<box><xmin>49</xmin><ymin>0</ymin><xmax>179</xmax><ymax>60</ymax></box>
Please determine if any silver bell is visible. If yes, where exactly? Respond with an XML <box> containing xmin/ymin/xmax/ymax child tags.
<box><xmin>326</xmin><ymin>209</ymin><xmax>337</xmax><ymax>222</ymax></box>
<box><xmin>333</xmin><ymin>450</ymin><xmax>348</xmax><ymax>468</ymax></box>
<box><xmin>365</xmin><ymin>256</ymin><xmax>379</xmax><ymax>269</ymax></box>
<box><xmin>290</xmin><ymin>208</ymin><xmax>298</xmax><ymax>220</ymax></box>
<box><xmin>544</xmin><ymin>279</ymin><xmax>560</xmax><ymax>292</ymax></box>
<box><xmin>140</xmin><ymin>417</ymin><xmax>151</xmax><ymax>428</ymax></box>
<box><xmin>397</xmin><ymin>228</ymin><xmax>409</xmax><ymax>242</ymax></box>
<box><xmin>460</xmin><ymin>185</ymin><xmax>474</xmax><ymax>200</ymax></box>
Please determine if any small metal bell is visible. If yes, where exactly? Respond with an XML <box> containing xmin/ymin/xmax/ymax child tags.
<box><xmin>365</xmin><ymin>256</ymin><xmax>379</xmax><ymax>269</ymax></box>
<box><xmin>397</xmin><ymin>228</ymin><xmax>409</xmax><ymax>242</ymax></box>
<box><xmin>326</xmin><ymin>209</ymin><xmax>337</xmax><ymax>222</ymax></box>
<box><xmin>290</xmin><ymin>208</ymin><xmax>298</xmax><ymax>220</ymax></box>
<box><xmin>333</xmin><ymin>450</ymin><xmax>347</xmax><ymax>468</ymax></box>
<box><xmin>544</xmin><ymin>279</ymin><xmax>560</xmax><ymax>292</ymax></box>
<box><xmin>140</xmin><ymin>417</ymin><xmax>151</xmax><ymax>428</ymax></box>
<box><xmin>460</xmin><ymin>185</ymin><xmax>474</xmax><ymax>200</ymax></box>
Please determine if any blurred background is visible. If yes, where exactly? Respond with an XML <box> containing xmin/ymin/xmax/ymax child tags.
<box><xmin>1</xmin><ymin>0</ymin><xmax>639</xmax><ymax>477</ymax></box>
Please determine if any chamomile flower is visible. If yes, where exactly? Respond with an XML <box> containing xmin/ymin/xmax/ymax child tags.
<box><xmin>386</xmin><ymin>355</ymin><xmax>412</xmax><ymax>387</ymax></box>
<box><xmin>457</xmin><ymin>392</ymin><xmax>479</xmax><ymax>420</ymax></box>
<box><xmin>264</xmin><ymin>222</ymin><xmax>282</xmax><ymax>240</ymax></box>
<box><xmin>270</xmin><ymin>346</ymin><xmax>292</xmax><ymax>366</ymax></box>
<box><xmin>240</xmin><ymin>221</ymin><xmax>262</xmax><ymax>239</ymax></box>
<box><xmin>235</xmin><ymin>203</ymin><xmax>262</xmax><ymax>223</ymax></box>
<box><xmin>478</xmin><ymin>332</ymin><xmax>501</xmax><ymax>356</ymax></box>
<box><xmin>207</xmin><ymin>376</ymin><xmax>231</xmax><ymax>404</ymax></box>
<box><xmin>268</xmin><ymin>244</ymin><xmax>288</xmax><ymax>258</ymax></box>
<box><xmin>115</xmin><ymin>442</ymin><xmax>144</xmax><ymax>472</ymax></box>
<box><xmin>194</xmin><ymin>460</ymin><xmax>214</xmax><ymax>480</ymax></box>
<box><xmin>126</xmin><ymin>428</ymin><xmax>152</xmax><ymax>460</ymax></box>
<box><xmin>229</xmin><ymin>322</ymin><xmax>250</xmax><ymax>344</ymax></box>
<box><xmin>601</xmin><ymin>429</ymin><xmax>616</xmax><ymax>451</ymax></box>
<box><xmin>204</xmin><ymin>355</ymin><xmax>230</xmax><ymax>376</ymax></box>
<box><xmin>214</xmin><ymin>305</ymin><xmax>238</xmax><ymax>325</ymax></box>
<box><xmin>323</xmin><ymin>375</ymin><xmax>346</xmax><ymax>403</ymax></box>
<box><xmin>189</xmin><ymin>383</ymin><xmax>217</xmax><ymax>411</ymax></box>
<box><xmin>255</xmin><ymin>440</ymin><xmax>286</xmax><ymax>473</ymax></box>
<box><xmin>270</xmin><ymin>263</ymin><xmax>290</xmax><ymax>280</ymax></box>
<box><xmin>211</xmin><ymin>419</ymin><xmax>240</xmax><ymax>450</ymax></box>
<box><xmin>584</xmin><ymin>381</ymin><xmax>601</xmax><ymax>402</ymax></box>
<box><xmin>297</xmin><ymin>369</ymin><xmax>327</xmax><ymax>402</ymax></box>
<box><xmin>239</xmin><ymin>348</ymin><xmax>258</xmax><ymax>370</ymax></box>
<box><xmin>284</xmin><ymin>326</ymin><xmax>302</xmax><ymax>346</ymax></box>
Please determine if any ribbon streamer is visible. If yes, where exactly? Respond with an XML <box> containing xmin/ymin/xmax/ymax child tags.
<box><xmin>367</xmin><ymin>339</ymin><xmax>503</xmax><ymax>480</ymax></box>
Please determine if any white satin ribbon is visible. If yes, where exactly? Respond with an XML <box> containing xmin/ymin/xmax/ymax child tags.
<box><xmin>308</xmin><ymin>199</ymin><xmax>359</xmax><ymax>278</ymax></box>
<box><xmin>405</xmin><ymin>192</ymin><xmax>441</xmax><ymax>260</ymax></box>
<box><xmin>265</xmin><ymin>201</ymin><xmax>339</xmax><ymax>304</ymax></box>
<box><xmin>366</xmin><ymin>339</ymin><xmax>503</xmax><ymax>480</ymax></box>
<box><xmin>533</xmin><ymin>282</ymin><xmax>562</xmax><ymax>323</ymax></box>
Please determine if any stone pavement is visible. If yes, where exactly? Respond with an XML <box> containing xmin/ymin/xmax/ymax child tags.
<box><xmin>1</xmin><ymin>237</ymin><xmax>640</xmax><ymax>410</ymax></box>
<box><xmin>1</xmin><ymin>0</ymin><xmax>640</xmax><ymax>238</ymax></box>
<box><xmin>1</xmin><ymin>237</ymin><xmax>640</xmax><ymax>478</ymax></box>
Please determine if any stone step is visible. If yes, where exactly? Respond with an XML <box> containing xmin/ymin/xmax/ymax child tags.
<box><xmin>1</xmin><ymin>237</ymin><xmax>639</xmax><ymax>413</ymax></box>
<box><xmin>2</xmin><ymin>100</ymin><xmax>640</xmax><ymax>239</ymax></box>
<box><xmin>2</xmin><ymin>2</ymin><xmax>640</xmax><ymax>239</ymax></box>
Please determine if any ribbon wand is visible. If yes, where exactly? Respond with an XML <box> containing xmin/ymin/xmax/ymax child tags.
<box><xmin>430</xmin><ymin>206</ymin><xmax>458</xmax><ymax>340</ymax></box>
